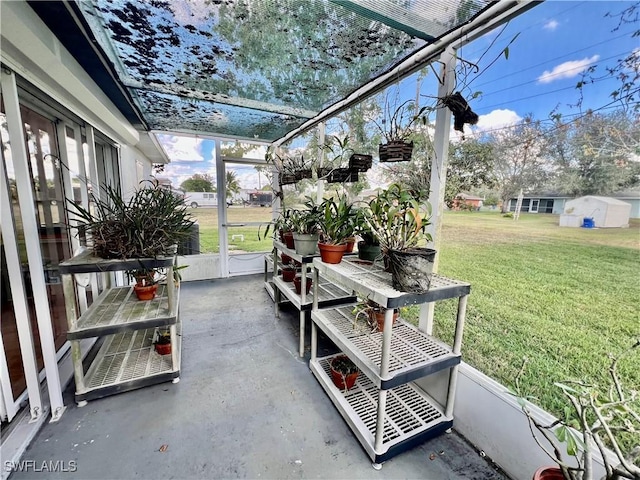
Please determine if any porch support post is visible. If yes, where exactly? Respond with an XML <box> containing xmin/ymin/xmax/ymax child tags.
<box><xmin>0</xmin><ymin>67</ymin><xmax>65</xmax><ymax>422</ymax></box>
<box><xmin>316</xmin><ymin>122</ymin><xmax>325</xmax><ymax>204</ymax></box>
<box><xmin>419</xmin><ymin>47</ymin><xmax>455</xmax><ymax>334</ymax></box>
<box><xmin>215</xmin><ymin>140</ymin><xmax>229</xmax><ymax>277</ymax></box>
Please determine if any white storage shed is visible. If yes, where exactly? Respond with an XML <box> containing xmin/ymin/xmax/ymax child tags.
<box><xmin>560</xmin><ymin>196</ymin><xmax>631</xmax><ymax>228</ymax></box>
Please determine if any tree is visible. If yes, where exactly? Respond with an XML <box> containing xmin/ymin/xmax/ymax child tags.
<box><xmin>180</xmin><ymin>173</ymin><xmax>215</xmax><ymax>192</ymax></box>
<box><xmin>384</xmin><ymin>135</ymin><xmax>496</xmax><ymax>207</ymax></box>
<box><xmin>225</xmin><ymin>171</ymin><xmax>241</xmax><ymax>199</ymax></box>
<box><xmin>486</xmin><ymin>116</ymin><xmax>550</xmax><ymax>212</ymax></box>
<box><xmin>546</xmin><ymin>110</ymin><xmax>640</xmax><ymax>196</ymax></box>
<box><xmin>575</xmin><ymin>2</ymin><xmax>640</xmax><ymax>113</ymax></box>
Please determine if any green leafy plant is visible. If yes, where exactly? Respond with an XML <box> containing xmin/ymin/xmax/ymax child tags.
<box><xmin>363</xmin><ymin>183</ymin><xmax>432</xmax><ymax>254</ymax></box>
<box><xmin>258</xmin><ymin>209</ymin><xmax>294</xmax><ymax>241</ymax></box>
<box><xmin>517</xmin><ymin>341</ymin><xmax>640</xmax><ymax>480</ymax></box>
<box><xmin>155</xmin><ymin>330</ymin><xmax>171</xmax><ymax>345</ymax></box>
<box><xmin>68</xmin><ymin>178</ymin><xmax>194</xmax><ymax>259</ymax></box>
<box><xmin>352</xmin><ymin>205</ymin><xmax>379</xmax><ymax>246</ymax></box>
<box><xmin>330</xmin><ymin>355</ymin><xmax>359</xmax><ymax>375</ymax></box>
<box><xmin>317</xmin><ymin>195</ymin><xmax>355</xmax><ymax>245</ymax></box>
<box><xmin>373</xmin><ymin>98</ymin><xmax>430</xmax><ymax>143</ymax></box>
<box><xmin>289</xmin><ymin>198</ymin><xmax>322</xmax><ymax>235</ymax></box>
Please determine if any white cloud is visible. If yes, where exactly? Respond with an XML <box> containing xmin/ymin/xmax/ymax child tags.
<box><xmin>473</xmin><ymin>109</ymin><xmax>522</xmax><ymax>134</ymax></box>
<box><xmin>157</xmin><ymin>134</ymin><xmax>205</xmax><ymax>162</ymax></box>
<box><xmin>537</xmin><ymin>55</ymin><xmax>600</xmax><ymax>84</ymax></box>
<box><xmin>543</xmin><ymin>19</ymin><xmax>559</xmax><ymax>31</ymax></box>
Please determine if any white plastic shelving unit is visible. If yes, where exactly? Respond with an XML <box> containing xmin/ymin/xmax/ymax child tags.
<box><xmin>269</xmin><ymin>241</ymin><xmax>356</xmax><ymax>357</ymax></box>
<box><xmin>60</xmin><ymin>250</ymin><xmax>181</xmax><ymax>406</ymax></box>
<box><xmin>310</xmin><ymin>257</ymin><xmax>470</xmax><ymax>465</ymax></box>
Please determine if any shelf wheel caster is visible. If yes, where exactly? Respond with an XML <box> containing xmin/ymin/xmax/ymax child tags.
<box><xmin>446</xmin><ymin>428</ymin><xmax>452</xmax><ymax>434</ymax></box>
<box><xmin>172</xmin><ymin>377</ymin><xmax>180</xmax><ymax>384</ymax></box>
<box><xmin>77</xmin><ymin>400</ymin><xmax>88</xmax><ymax>408</ymax></box>
<box><xmin>372</xmin><ymin>462</ymin><xmax>382</xmax><ymax>471</ymax></box>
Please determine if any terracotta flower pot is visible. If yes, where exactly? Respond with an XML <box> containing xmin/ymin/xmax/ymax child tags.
<box><xmin>369</xmin><ymin>308</ymin><xmax>399</xmax><ymax>333</ymax></box>
<box><xmin>344</xmin><ymin>237</ymin><xmax>356</xmax><ymax>253</ymax></box>
<box><xmin>282</xmin><ymin>267</ymin><xmax>297</xmax><ymax>282</ymax></box>
<box><xmin>155</xmin><ymin>342</ymin><xmax>171</xmax><ymax>355</ymax></box>
<box><xmin>532</xmin><ymin>467</ymin><xmax>564</xmax><ymax>480</ymax></box>
<box><xmin>317</xmin><ymin>242</ymin><xmax>348</xmax><ymax>264</ymax></box>
<box><xmin>329</xmin><ymin>355</ymin><xmax>359</xmax><ymax>390</ymax></box>
<box><xmin>282</xmin><ymin>231</ymin><xmax>295</xmax><ymax>249</ymax></box>
<box><xmin>293</xmin><ymin>275</ymin><xmax>312</xmax><ymax>295</ymax></box>
<box><xmin>133</xmin><ymin>283</ymin><xmax>158</xmax><ymax>301</ymax></box>
<box><xmin>281</xmin><ymin>253</ymin><xmax>293</xmax><ymax>265</ymax></box>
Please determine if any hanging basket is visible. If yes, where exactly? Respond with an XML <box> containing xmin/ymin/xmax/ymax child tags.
<box><xmin>387</xmin><ymin>247</ymin><xmax>436</xmax><ymax>293</ymax></box>
<box><xmin>279</xmin><ymin>173</ymin><xmax>297</xmax><ymax>185</ymax></box>
<box><xmin>348</xmin><ymin>153</ymin><xmax>372</xmax><ymax>172</ymax></box>
<box><xmin>295</xmin><ymin>169</ymin><xmax>313</xmax><ymax>181</ymax></box>
<box><xmin>319</xmin><ymin>167</ymin><xmax>358</xmax><ymax>183</ymax></box>
<box><xmin>379</xmin><ymin>141</ymin><xmax>413</xmax><ymax>162</ymax></box>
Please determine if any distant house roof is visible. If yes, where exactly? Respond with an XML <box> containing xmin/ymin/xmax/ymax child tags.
<box><xmin>509</xmin><ymin>189</ymin><xmax>640</xmax><ymax>200</ymax></box>
<box><xmin>568</xmin><ymin>195</ymin><xmax>633</xmax><ymax>206</ymax></box>
<box><xmin>611</xmin><ymin>190</ymin><xmax>640</xmax><ymax>200</ymax></box>
<box><xmin>456</xmin><ymin>192</ymin><xmax>484</xmax><ymax>201</ymax></box>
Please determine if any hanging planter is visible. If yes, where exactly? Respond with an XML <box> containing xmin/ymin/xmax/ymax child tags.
<box><xmin>295</xmin><ymin>169</ymin><xmax>313</xmax><ymax>181</ymax></box>
<box><xmin>387</xmin><ymin>248</ymin><xmax>436</xmax><ymax>293</ymax></box>
<box><xmin>379</xmin><ymin>140</ymin><xmax>414</xmax><ymax>162</ymax></box>
<box><xmin>324</xmin><ymin>168</ymin><xmax>357</xmax><ymax>183</ymax></box>
<box><xmin>279</xmin><ymin>173</ymin><xmax>297</xmax><ymax>185</ymax></box>
<box><xmin>348</xmin><ymin>153</ymin><xmax>372</xmax><ymax>172</ymax></box>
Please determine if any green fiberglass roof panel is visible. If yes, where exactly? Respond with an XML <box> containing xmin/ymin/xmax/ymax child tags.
<box><xmin>134</xmin><ymin>89</ymin><xmax>308</xmax><ymax>139</ymax></box>
<box><xmin>78</xmin><ymin>0</ymin><xmax>491</xmax><ymax>141</ymax></box>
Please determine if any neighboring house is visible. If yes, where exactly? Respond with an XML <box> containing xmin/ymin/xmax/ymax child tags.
<box><xmin>506</xmin><ymin>192</ymin><xmax>571</xmax><ymax>214</ymax></box>
<box><xmin>507</xmin><ymin>190</ymin><xmax>640</xmax><ymax>218</ymax></box>
<box><xmin>611</xmin><ymin>190</ymin><xmax>640</xmax><ymax>219</ymax></box>
<box><xmin>452</xmin><ymin>193</ymin><xmax>483</xmax><ymax>210</ymax></box>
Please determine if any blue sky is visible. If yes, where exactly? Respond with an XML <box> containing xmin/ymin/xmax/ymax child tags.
<box><xmin>159</xmin><ymin>1</ymin><xmax>638</xmax><ymax>191</ymax></box>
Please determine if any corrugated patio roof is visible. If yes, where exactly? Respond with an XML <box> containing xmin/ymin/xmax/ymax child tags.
<box><xmin>70</xmin><ymin>0</ymin><xmax>495</xmax><ymax>142</ymax></box>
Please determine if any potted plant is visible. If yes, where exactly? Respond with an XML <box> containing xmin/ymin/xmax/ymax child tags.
<box><xmin>319</xmin><ymin>135</ymin><xmax>364</xmax><ymax>183</ymax></box>
<box><xmin>329</xmin><ymin>355</ymin><xmax>359</xmax><ymax>391</ymax></box>
<box><xmin>154</xmin><ymin>330</ymin><xmax>172</xmax><ymax>355</ymax></box>
<box><xmin>68</xmin><ymin>178</ymin><xmax>194</xmax><ymax>260</ymax></box>
<box><xmin>293</xmin><ymin>274</ymin><xmax>312</xmax><ymax>295</ymax></box>
<box><xmin>127</xmin><ymin>268</ymin><xmax>159</xmax><ymax>301</ymax></box>
<box><xmin>353</xmin><ymin>300</ymin><xmax>399</xmax><ymax>333</ymax></box>
<box><xmin>259</xmin><ymin>209</ymin><xmax>295</xmax><ymax>248</ymax></box>
<box><xmin>290</xmin><ymin>199</ymin><xmax>322</xmax><ymax>255</ymax></box>
<box><xmin>364</xmin><ymin>183</ymin><xmax>435</xmax><ymax>292</ymax></box>
<box><xmin>265</xmin><ymin>148</ymin><xmax>315</xmax><ymax>185</ymax></box>
<box><xmin>518</xmin><ymin>342</ymin><xmax>640</xmax><ymax>480</ymax></box>
<box><xmin>317</xmin><ymin>195</ymin><xmax>355</xmax><ymax>264</ymax></box>
<box><xmin>373</xmin><ymin>98</ymin><xmax>430</xmax><ymax>162</ymax></box>
<box><xmin>353</xmin><ymin>205</ymin><xmax>381</xmax><ymax>262</ymax></box>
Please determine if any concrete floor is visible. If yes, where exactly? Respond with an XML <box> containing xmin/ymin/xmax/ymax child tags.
<box><xmin>11</xmin><ymin>275</ymin><xmax>510</xmax><ymax>480</ymax></box>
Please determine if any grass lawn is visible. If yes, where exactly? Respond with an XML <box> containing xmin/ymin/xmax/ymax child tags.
<box><xmin>412</xmin><ymin>211</ymin><xmax>639</xmax><ymax>453</ymax></box>
<box><xmin>190</xmin><ymin>207</ymin><xmax>639</xmax><ymax>450</ymax></box>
